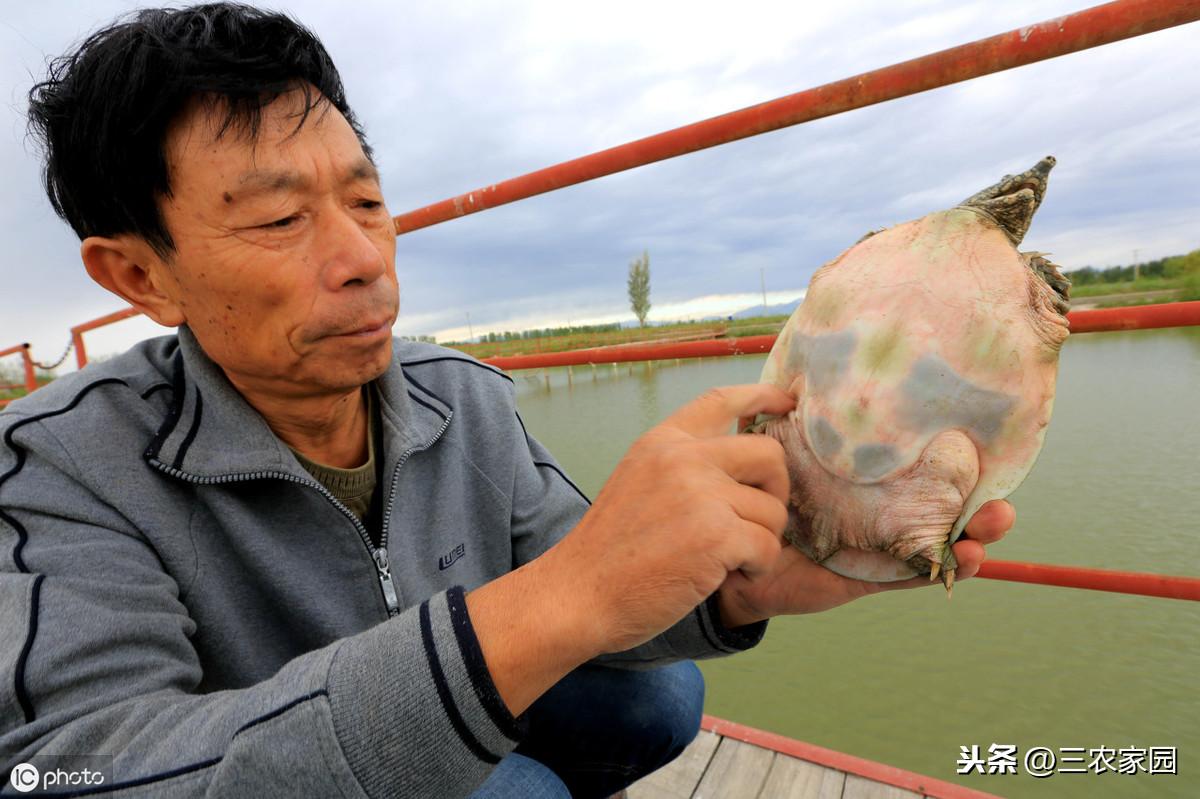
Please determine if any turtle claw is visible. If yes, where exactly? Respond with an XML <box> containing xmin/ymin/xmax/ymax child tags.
<box><xmin>939</xmin><ymin>544</ymin><xmax>958</xmax><ymax>597</ymax></box>
<box><xmin>919</xmin><ymin>543</ymin><xmax>956</xmax><ymax>594</ymax></box>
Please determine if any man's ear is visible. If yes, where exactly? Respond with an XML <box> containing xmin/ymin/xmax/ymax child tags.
<box><xmin>80</xmin><ymin>236</ymin><xmax>186</xmax><ymax>327</ymax></box>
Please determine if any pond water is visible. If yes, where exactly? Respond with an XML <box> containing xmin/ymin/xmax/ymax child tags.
<box><xmin>513</xmin><ymin>327</ymin><xmax>1200</xmax><ymax>798</ymax></box>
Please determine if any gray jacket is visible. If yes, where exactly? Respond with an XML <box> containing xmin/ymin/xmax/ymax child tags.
<box><xmin>0</xmin><ymin>328</ymin><xmax>764</xmax><ymax>797</ymax></box>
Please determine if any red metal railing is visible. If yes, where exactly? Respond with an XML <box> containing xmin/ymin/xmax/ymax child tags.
<box><xmin>481</xmin><ymin>302</ymin><xmax>1200</xmax><ymax>371</ymax></box>
<box><xmin>392</xmin><ymin>0</ymin><xmax>1200</xmax><ymax>235</ymax></box>
<box><xmin>0</xmin><ymin>343</ymin><xmax>38</xmax><ymax>409</ymax></box>
<box><xmin>976</xmin><ymin>560</ymin><xmax>1200</xmax><ymax>600</ymax></box>
<box><xmin>43</xmin><ymin>301</ymin><xmax>1200</xmax><ymax>373</ymax></box>
<box><xmin>485</xmin><ymin>335</ymin><xmax>778</xmax><ymax>371</ymax></box>
<box><xmin>70</xmin><ymin>307</ymin><xmax>142</xmax><ymax>370</ymax></box>
<box><xmin>1061</xmin><ymin>299</ymin><xmax>1200</xmax><ymax>333</ymax></box>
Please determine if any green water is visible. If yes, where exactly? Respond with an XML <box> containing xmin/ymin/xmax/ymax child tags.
<box><xmin>513</xmin><ymin>328</ymin><xmax>1200</xmax><ymax>798</ymax></box>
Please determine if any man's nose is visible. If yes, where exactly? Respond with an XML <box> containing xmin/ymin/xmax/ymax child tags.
<box><xmin>318</xmin><ymin>205</ymin><xmax>389</xmax><ymax>289</ymax></box>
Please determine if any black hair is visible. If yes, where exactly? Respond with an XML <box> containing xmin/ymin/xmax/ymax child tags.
<box><xmin>27</xmin><ymin>2</ymin><xmax>372</xmax><ymax>257</ymax></box>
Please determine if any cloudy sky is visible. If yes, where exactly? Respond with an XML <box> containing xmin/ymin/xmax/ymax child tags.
<box><xmin>2</xmin><ymin>1</ymin><xmax>1197</xmax><ymax>366</ymax></box>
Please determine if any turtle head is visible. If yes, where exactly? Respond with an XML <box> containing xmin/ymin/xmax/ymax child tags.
<box><xmin>957</xmin><ymin>156</ymin><xmax>1055</xmax><ymax>246</ymax></box>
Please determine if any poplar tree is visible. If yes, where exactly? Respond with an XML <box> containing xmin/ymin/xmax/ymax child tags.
<box><xmin>627</xmin><ymin>250</ymin><xmax>651</xmax><ymax>327</ymax></box>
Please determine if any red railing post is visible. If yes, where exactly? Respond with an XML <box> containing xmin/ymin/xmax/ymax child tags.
<box><xmin>22</xmin><ymin>344</ymin><xmax>37</xmax><ymax>394</ymax></box>
<box><xmin>0</xmin><ymin>343</ymin><xmax>41</xmax><ymax>406</ymax></box>
<box><xmin>70</xmin><ymin>307</ymin><xmax>142</xmax><ymax>369</ymax></box>
<box><xmin>73</xmin><ymin>329</ymin><xmax>88</xmax><ymax>370</ymax></box>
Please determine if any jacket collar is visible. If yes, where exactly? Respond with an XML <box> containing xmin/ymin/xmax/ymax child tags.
<box><xmin>146</xmin><ymin>326</ymin><xmax>452</xmax><ymax>482</ymax></box>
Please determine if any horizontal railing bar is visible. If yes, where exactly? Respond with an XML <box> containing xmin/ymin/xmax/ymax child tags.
<box><xmin>70</xmin><ymin>307</ymin><xmax>142</xmax><ymax>369</ymax></box>
<box><xmin>977</xmin><ymin>560</ymin><xmax>1200</xmax><ymax>601</ymax></box>
<box><xmin>21</xmin><ymin>300</ymin><xmax>1200</xmax><ymax>374</ymax></box>
<box><xmin>1065</xmin><ymin>299</ymin><xmax>1200</xmax><ymax>333</ymax></box>
<box><xmin>71</xmin><ymin>307</ymin><xmax>141</xmax><ymax>336</ymax></box>
<box><xmin>392</xmin><ymin>0</ymin><xmax>1200</xmax><ymax>235</ymax></box>
<box><xmin>481</xmin><ymin>301</ymin><xmax>1200</xmax><ymax>371</ymax></box>
<box><xmin>483</xmin><ymin>335</ymin><xmax>777</xmax><ymax>371</ymax></box>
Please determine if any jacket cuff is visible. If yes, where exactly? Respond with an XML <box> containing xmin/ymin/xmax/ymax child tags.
<box><xmin>326</xmin><ymin>587</ymin><xmax>526</xmax><ymax>797</ymax></box>
<box><xmin>700</xmin><ymin>592</ymin><xmax>768</xmax><ymax>652</ymax></box>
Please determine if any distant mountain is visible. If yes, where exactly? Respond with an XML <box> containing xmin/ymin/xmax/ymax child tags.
<box><xmin>700</xmin><ymin>297</ymin><xmax>803</xmax><ymax>322</ymax></box>
<box><xmin>729</xmin><ymin>298</ymin><xmax>803</xmax><ymax>319</ymax></box>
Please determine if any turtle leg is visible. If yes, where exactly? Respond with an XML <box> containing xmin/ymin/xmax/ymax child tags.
<box><xmin>1025</xmin><ymin>252</ymin><xmax>1071</xmax><ymax>315</ymax></box>
<box><xmin>906</xmin><ymin>541</ymin><xmax>958</xmax><ymax>597</ymax></box>
<box><xmin>783</xmin><ymin>508</ymin><xmax>842</xmax><ymax>563</ymax></box>
<box><xmin>928</xmin><ymin>542</ymin><xmax>959</xmax><ymax>597</ymax></box>
<box><xmin>881</xmin><ymin>429</ymin><xmax>978</xmax><ymax>597</ymax></box>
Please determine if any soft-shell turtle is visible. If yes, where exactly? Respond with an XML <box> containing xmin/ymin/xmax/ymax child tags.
<box><xmin>755</xmin><ymin>157</ymin><xmax>1070</xmax><ymax>593</ymax></box>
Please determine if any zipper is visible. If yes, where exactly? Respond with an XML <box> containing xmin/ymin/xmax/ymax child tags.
<box><xmin>151</xmin><ymin>424</ymin><xmax>441</xmax><ymax>619</ymax></box>
<box><xmin>379</xmin><ymin>413</ymin><xmax>453</xmax><ymax>561</ymax></box>
<box><xmin>363</xmin><ymin>410</ymin><xmax>453</xmax><ymax>614</ymax></box>
<box><xmin>150</xmin><ymin>461</ymin><xmax>391</xmax><ymax>607</ymax></box>
<box><xmin>374</xmin><ymin>547</ymin><xmax>400</xmax><ymax>614</ymax></box>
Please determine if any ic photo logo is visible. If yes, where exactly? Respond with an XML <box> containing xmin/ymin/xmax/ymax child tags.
<box><xmin>7</xmin><ymin>759</ymin><xmax>109</xmax><ymax>793</ymax></box>
<box><xmin>8</xmin><ymin>763</ymin><xmax>39</xmax><ymax>793</ymax></box>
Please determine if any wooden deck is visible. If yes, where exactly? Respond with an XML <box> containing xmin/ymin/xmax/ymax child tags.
<box><xmin>628</xmin><ymin>716</ymin><xmax>1000</xmax><ymax>799</ymax></box>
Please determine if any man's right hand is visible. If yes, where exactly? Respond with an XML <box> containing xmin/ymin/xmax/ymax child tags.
<box><xmin>553</xmin><ymin>384</ymin><xmax>796</xmax><ymax>653</ymax></box>
<box><xmin>467</xmin><ymin>384</ymin><xmax>795</xmax><ymax>715</ymax></box>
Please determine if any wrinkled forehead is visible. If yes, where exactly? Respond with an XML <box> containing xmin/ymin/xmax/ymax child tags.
<box><xmin>162</xmin><ymin>88</ymin><xmax>367</xmax><ymax>191</ymax></box>
<box><xmin>166</xmin><ymin>86</ymin><xmax>333</xmax><ymax>158</ymax></box>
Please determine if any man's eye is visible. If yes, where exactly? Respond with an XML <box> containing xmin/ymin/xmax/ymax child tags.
<box><xmin>358</xmin><ymin>200</ymin><xmax>382</xmax><ymax>211</ymax></box>
<box><xmin>261</xmin><ymin>215</ymin><xmax>298</xmax><ymax>229</ymax></box>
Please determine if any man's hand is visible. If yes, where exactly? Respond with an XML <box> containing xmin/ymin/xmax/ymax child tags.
<box><xmin>467</xmin><ymin>384</ymin><xmax>795</xmax><ymax>714</ymax></box>
<box><xmin>716</xmin><ymin>499</ymin><xmax>1016</xmax><ymax>626</ymax></box>
<box><xmin>550</xmin><ymin>384</ymin><xmax>798</xmax><ymax>654</ymax></box>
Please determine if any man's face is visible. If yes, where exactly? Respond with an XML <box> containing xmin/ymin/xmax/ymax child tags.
<box><xmin>156</xmin><ymin>90</ymin><xmax>398</xmax><ymax>396</ymax></box>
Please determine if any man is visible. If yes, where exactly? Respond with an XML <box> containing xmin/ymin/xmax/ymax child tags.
<box><xmin>1</xmin><ymin>4</ymin><xmax>1011</xmax><ymax>797</ymax></box>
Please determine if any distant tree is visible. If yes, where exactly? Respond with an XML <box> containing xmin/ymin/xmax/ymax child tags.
<box><xmin>627</xmin><ymin>250</ymin><xmax>651</xmax><ymax>327</ymax></box>
<box><xmin>1070</xmin><ymin>266</ymin><xmax>1098</xmax><ymax>285</ymax></box>
<box><xmin>1165</xmin><ymin>249</ymin><xmax>1200</xmax><ymax>278</ymax></box>
<box><xmin>1066</xmin><ymin>247</ymin><xmax>1200</xmax><ymax>287</ymax></box>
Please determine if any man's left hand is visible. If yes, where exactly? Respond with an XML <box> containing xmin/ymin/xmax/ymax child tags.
<box><xmin>716</xmin><ymin>500</ymin><xmax>1015</xmax><ymax>626</ymax></box>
